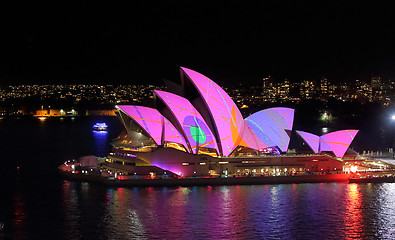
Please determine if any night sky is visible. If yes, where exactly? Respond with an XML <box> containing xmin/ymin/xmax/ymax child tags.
<box><xmin>1</xmin><ymin>1</ymin><xmax>395</xmax><ymax>85</ymax></box>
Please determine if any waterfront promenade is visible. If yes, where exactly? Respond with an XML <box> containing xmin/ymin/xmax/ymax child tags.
<box><xmin>59</xmin><ymin>168</ymin><xmax>351</xmax><ymax>187</ymax></box>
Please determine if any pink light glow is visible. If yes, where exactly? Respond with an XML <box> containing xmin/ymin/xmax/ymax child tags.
<box><xmin>154</xmin><ymin>90</ymin><xmax>219</xmax><ymax>154</ymax></box>
<box><xmin>297</xmin><ymin>129</ymin><xmax>358</xmax><ymax>158</ymax></box>
<box><xmin>163</xmin><ymin>118</ymin><xmax>189</xmax><ymax>150</ymax></box>
<box><xmin>117</xmin><ymin>105</ymin><xmax>163</xmax><ymax>145</ymax></box>
<box><xmin>246</xmin><ymin>107</ymin><xmax>295</xmax><ymax>152</ymax></box>
<box><xmin>320</xmin><ymin>130</ymin><xmax>359</xmax><ymax>158</ymax></box>
<box><xmin>238</xmin><ymin>119</ymin><xmax>268</xmax><ymax>150</ymax></box>
<box><xmin>117</xmin><ymin>105</ymin><xmax>189</xmax><ymax>151</ymax></box>
<box><xmin>296</xmin><ymin>130</ymin><xmax>320</xmax><ymax>153</ymax></box>
<box><xmin>151</xmin><ymin>163</ymin><xmax>184</xmax><ymax>177</ymax></box>
<box><xmin>181</xmin><ymin>67</ymin><xmax>245</xmax><ymax>156</ymax></box>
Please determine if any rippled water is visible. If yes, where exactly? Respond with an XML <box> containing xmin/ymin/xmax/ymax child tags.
<box><xmin>3</xmin><ymin>181</ymin><xmax>395</xmax><ymax>239</ymax></box>
<box><xmin>1</xmin><ymin>117</ymin><xmax>395</xmax><ymax>239</ymax></box>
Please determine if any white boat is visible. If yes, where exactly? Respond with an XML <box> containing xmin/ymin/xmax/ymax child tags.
<box><xmin>92</xmin><ymin>123</ymin><xmax>108</xmax><ymax>131</ymax></box>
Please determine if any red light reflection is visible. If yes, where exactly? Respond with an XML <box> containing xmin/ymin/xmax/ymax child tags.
<box><xmin>13</xmin><ymin>193</ymin><xmax>26</xmax><ymax>231</ymax></box>
<box><xmin>344</xmin><ymin>183</ymin><xmax>364</xmax><ymax>239</ymax></box>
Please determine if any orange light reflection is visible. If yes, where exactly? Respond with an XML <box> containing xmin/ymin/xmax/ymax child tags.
<box><xmin>344</xmin><ymin>183</ymin><xmax>364</xmax><ymax>239</ymax></box>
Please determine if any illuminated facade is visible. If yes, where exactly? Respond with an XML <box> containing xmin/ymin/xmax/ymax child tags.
<box><xmin>296</xmin><ymin>130</ymin><xmax>359</xmax><ymax>158</ymax></box>
<box><xmin>116</xmin><ymin>105</ymin><xmax>189</xmax><ymax>151</ymax></box>
<box><xmin>246</xmin><ymin>107</ymin><xmax>294</xmax><ymax>152</ymax></box>
<box><xmin>106</xmin><ymin>67</ymin><xmax>359</xmax><ymax>177</ymax></box>
<box><xmin>154</xmin><ymin>90</ymin><xmax>219</xmax><ymax>155</ymax></box>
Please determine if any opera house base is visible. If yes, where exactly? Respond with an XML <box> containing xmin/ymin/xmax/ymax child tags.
<box><xmin>104</xmin><ymin>174</ymin><xmax>352</xmax><ymax>187</ymax></box>
<box><xmin>104</xmin><ymin>146</ymin><xmax>346</xmax><ymax>179</ymax></box>
<box><xmin>58</xmin><ymin>67</ymin><xmax>362</xmax><ymax>187</ymax></box>
<box><xmin>58</xmin><ymin>167</ymin><xmax>352</xmax><ymax>187</ymax></box>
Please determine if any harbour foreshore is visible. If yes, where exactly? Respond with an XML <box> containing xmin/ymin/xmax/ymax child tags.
<box><xmin>59</xmin><ymin>169</ymin><xmax>352</xmax><ymax>187</ymax></box>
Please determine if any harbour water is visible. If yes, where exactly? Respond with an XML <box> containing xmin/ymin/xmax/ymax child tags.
<box><xmin>1</xmin><ymin>117</ymin><xmax>395</xmax><ymax>239</ymax></box>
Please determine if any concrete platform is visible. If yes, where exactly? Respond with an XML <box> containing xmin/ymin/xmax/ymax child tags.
<box><xmin>59</xmin><ymin>169</ymin><xmax>351</xmax><ymax>187</ymax></box>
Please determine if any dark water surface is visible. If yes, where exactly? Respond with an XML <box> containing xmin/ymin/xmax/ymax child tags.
<box><xmin>1</xmin><ymin>117</ymin><xmax>395</xmax><ymax>239</ymax></box>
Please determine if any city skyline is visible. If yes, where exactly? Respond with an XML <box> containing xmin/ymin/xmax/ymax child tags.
<box><xmin>3</xmin><ymin>2</ymin><xmax>395</xmax><ymax>239</ymax></box>
<box><xmin>1</xmin><ymin>75</ymin><xmax>393</xmax><ymax>107</ymax></box>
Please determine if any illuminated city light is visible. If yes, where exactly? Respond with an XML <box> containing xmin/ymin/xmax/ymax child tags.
<box><xmin>93</xmin><ymin>123</ymin><xmax>108</xmax><ymax>131</ymax></box>
<box><xmin>100</xmin><ymin>67</ymin><xmax>361</xmax><ymax>178</ymax></box>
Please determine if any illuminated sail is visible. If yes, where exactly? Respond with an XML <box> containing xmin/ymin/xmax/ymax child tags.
<box><xmin>117</xmin><ymin>105</ymin><xmax>188</xmax><ymax>151</ymax></box>
<box><xmin>155</xmin><ymin>90</ymin><xmax>219</xmax><ymax>154</ymax></box>
<box><xmin>246</xmin><ymin>108</ymin><xmax>295</xmax><ymax>152</ymax></box>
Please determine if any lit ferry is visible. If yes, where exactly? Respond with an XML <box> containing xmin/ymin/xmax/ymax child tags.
<box><xmin>93</xmin><ymin>123</ymin><xmax>108</xmax><ymax>131</ymax></box>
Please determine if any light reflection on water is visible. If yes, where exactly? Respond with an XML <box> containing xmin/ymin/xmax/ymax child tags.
<box><xmin>4</xmin><ymin>115</ymin><xmax>395</xmax><ymax>239</ymax></box>
<box><xmin>1</xmin><ymin>115</ymin><xmax>394</xmax><ymax>239</ymax></box>
<box><xmin>44</xmin><ymin>182</ymin><xmax>395</xmax><ymax>239</ymax></box>
<box><xmin>378</xmin><ymin>184</ymin><xmax>395</xmax><ymax>239</ymax></box>
<box><xmin>344</xmin><ymin>184</ymin><xmax>363</xmax><ymax>239</ymax></box>
<box><xmin>92</xmin><ymin>130</ymin><xmax>108</xmax><ymax>157</ymax></box>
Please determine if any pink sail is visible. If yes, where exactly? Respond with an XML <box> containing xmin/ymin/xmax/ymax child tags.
<box><xmin>246</xmin><ymin>107</ymin><xmax>295</xmax><ymax>152</ymax></box>
<box><xmin>296</xmin><ymin>130</ymin><xmax>320</xmax><ymax>153</ymax></box>
<box><xmin>297</xmin><ymin>129</ymin><xmax>359</xmax><ymax>158</ymax></box>
<box><xmin>117</xmin><ymin>105</ymin><xmax>163</xmax><ymax>145</ymax></box>
<box><xmin>181</xmin><ymin>67</ymin><xmax>246</xmax><ymax>156</ymax></box>
<box><xmin>155</xmin><ymin>90</ymin><xmax>219</xmax><ymax>155</ymax></box>
<box><xmin>320</xmin><ymin>130</ymin><xmax>359</xmax><ymax>158</ymax></box>
<box><xmin>117</xmin><ymin>105</ymin><xmax>189</xmax><ymax>151</ymax></box>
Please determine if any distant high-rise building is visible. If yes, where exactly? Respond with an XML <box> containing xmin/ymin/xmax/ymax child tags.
<box><xmin>278</xmin><ymin>79</ymin><xmax>290</xmax><ymax>101</ymax></box>
<box><xmin>371</xmin><ymin>76</ymin><xmax>381</xmax><ymax>90</ymax></box>
<box><xmin>320</xmin><ymin>77</ymin><xmax>328</xmax><ymax>100</ymax></box>
<box><xmin>300</xmin><ymin>80</ymin><xmax>315</xmax><ymax>99</ymax></box>
<box><xmin>262</xmin><ymin>76</ymin><xmax>275</xmax><ymax>100</ymax></box>
<box><xmin>353</xmin><ymin>80</ymin><xmax>371</xmax><ymax>103</ymax></box>
<box><xmin>262</xmin><ymin>76</ymin><xmax>271</xmax><ymax>89</ymax></box>
<box><xmin>289</xmin><ymin>82</ymin><xmax>301</xmax><ymax>101</ymax></box>
<box><xmin>371</xmin><ymin>76</ymin><xmax>383</xmax><ymax>101</ymax></box>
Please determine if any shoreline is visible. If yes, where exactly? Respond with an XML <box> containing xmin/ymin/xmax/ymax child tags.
<box><xmin>59</xmin><ymin>170</ymin><xmax>352</xmax><ymax>187</ymax></box>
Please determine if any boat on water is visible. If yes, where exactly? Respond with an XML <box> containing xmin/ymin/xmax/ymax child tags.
<box><xmin>349</xmin><ymin>175</ymin><xmax>395</xmax><ymax>183</ymax></box>
<box><xmin>92</xmin><ymin>123</ymin><xmax>108</xmax><ymax>131</ymax></box>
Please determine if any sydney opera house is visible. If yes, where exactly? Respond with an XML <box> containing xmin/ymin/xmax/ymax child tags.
<box><xmin>104</xmin><ymin>67</ymin><xmax>359</xmax><ymax>178</ymax></box>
